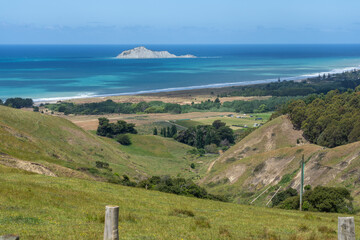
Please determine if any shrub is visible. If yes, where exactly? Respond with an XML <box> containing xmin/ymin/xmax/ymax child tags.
<box><xmin>253</xmin><ymin>162</ymin><xmax>266</xmax><ymax>174</ymax></box>
<box><xmin>278</xmin><ymin>186</ymin><xmax>353</xmax><ymax>213</ymax></box>
<box><xmin>219</xmin><ymin>225</ymin><xmax>232</xmax><ymax>238</ymax></box>
<box><xmin>169</xmin><ymin>208</ymin><xmax>195</xmax><ymax>217</ymax></box>
<box><xmin>261</xmin><ymin>227</ymin><xmax>281</xmax><ymax>240</ymax></box>
<box><xmin>272</xmin><ymin>188</ymin><xmax>298</xmax><ymax>207</ymax></box>
<box><xmin>302</xmin><ymin>201</ymin><xmax>310</xmax><ymax>211</ymax></box>
<box><xmin>115</xmin><ymin>134</ymin><xmax>131</xmax><ymax>145</ymax></box>
<box><xmin>318</xmin><ymin>225</ymin><xmax>336</xmax><ymax>234</ymax></box>
<box><xmin>298</xmin><ymin>223</ymin><xmax>309</xmax><ymax>232</ymax></box>
<box><xmin>137</xmin><ymin>175</ymin><xmax>228</xmax><ymax>202</ymax></box>
<box><xmin>194</xmin><ymin>217</ymin><xmax>211</xmax><ymax>228</ymax></box>
<box><xmin>95</xmin><ymin>161</ymin><xmax>110</xmax><ymax>169</ymax></box>
<box><xmin>226</xmin><ymin>157</ymin><xmax>236</xmax><ymax>163</ymax></box>
<box><xmin>204</xmin><ymin>144</ymin><xmax>218</xmax><ymax>154</ymax></box>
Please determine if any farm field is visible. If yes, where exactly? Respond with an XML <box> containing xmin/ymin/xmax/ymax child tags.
<box><xmin>174</xmin><ymin>112</ymin><xmax>272</xmax><ymax>130</ymax></box>
<box><xmin>64</xmin><ymin>112</ymin><xmax>236</xmax><ymax>131</ymax></box>
<box><xmin>67</xmin><ymin>94</ymin><xmax>271</xmax><ymax>105</ymax></box>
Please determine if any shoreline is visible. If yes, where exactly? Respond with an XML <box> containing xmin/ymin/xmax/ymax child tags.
<box><xmin>33</xmin><ymin>65</ymin><xmax>360</xmax><ymax>103</ymax></box>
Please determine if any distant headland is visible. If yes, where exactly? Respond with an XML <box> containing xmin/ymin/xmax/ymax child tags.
<box><xmin>115</xmin><ymin>46</ymin><xmax>196</xmax><ymax>59</ymax></box>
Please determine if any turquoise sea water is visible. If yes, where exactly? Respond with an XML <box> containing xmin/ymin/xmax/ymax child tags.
<box><xmin>1</xmin><ymin>44</ymin><xmax>360</xmax><ymax>101</ymax></box>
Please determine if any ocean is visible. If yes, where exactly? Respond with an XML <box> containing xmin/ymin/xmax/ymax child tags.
<box><xmin>1</xmin><ymin>44</ymin><xmax>360</xmax><ymax>101</ymax></box>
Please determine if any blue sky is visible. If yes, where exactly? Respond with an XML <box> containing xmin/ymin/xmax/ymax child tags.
<box><xmin>1</xmin><ymin>0</ymin><xmax>360</xmax><ymax>44</ymax></box>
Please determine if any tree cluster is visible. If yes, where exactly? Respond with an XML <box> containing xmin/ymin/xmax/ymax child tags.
<box><xmin>137</xmin><ymin>176</ymin><xmax>228</xmax><ymax>202</ymax></box>
<box><xmin>223</xmin><ymin>96</ymin><xmax>300</xmax><ymax>113</ymax></box>
<box><xmin>176</xmin><ymin>120</ymin><xmax>234</xmax><ymax>149</ymax></box>
<box><xmin>218</xmin><ymin>70</ymin><xmax>360</xmax><ymax>98</ymax></box>
<box><xmin>106</xmin><ymin>174</ymin><xmax>227</xmax><ymax>201</ymax></box>
<box><xmin>155</xmin><ymin>125</ymin><xmax>177</xmax><ymax>138</ymax></box>
<box><xmin>96</xmin><ymin>117</ymin><xmax>137</xmax><ymax>139</ymax></box>
<box><xmin>3</xmin><ymin>98</ymin><xmax>34</xmax><ymax>109</ymax></box>
<box><xmin>45</xmin><ymin>100</ymin><xmax>183</xmax><ymax>115</ymax></box>
<box><xmin>286</xmin><ymin>87</ymin><xmax>360</xmax><ymax>147</ymax></box>
<box><xmin>45</xmin><ymin>96</ymin><xmax>294</xmax><ymax>115</ymax></box>
<box><xmin>276</xmin><ymin>186</ymin><xmax>353</xmax><ymax>213</ymax></box>
<box><xmin>272</xmin><ymin>188</ymin><xmax>298</xmax><ymax>207</ymax></box>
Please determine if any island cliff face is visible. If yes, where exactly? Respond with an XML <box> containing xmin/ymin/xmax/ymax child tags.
<box><xmin>116</xmin><ymin>46</ymin><xmax>196</xmax><ymax>59</ymax></box>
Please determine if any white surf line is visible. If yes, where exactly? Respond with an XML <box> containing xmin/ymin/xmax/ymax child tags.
<box><xmin>33</xmin><ymin>64</ymin><xmax>360</xmax><ymax>103</ymax></box>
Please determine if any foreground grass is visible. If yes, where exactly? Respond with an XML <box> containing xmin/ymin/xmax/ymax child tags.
<box><xmin>0</xmin><ymin>166</ymin><xmax>358</xmax><ymax>240</ymax></box>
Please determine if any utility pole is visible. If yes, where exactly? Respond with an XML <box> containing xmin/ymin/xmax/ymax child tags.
<box><xmin>299</xmin><ymin>154</ymin><xmax>305</xmax><ymax>211</ymax></box>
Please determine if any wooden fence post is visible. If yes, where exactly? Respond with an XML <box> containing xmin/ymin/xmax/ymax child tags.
<box><xmin>338</xmin><ymin>217</ymin><xmax>355</xmax><ymax>240</ymax></box>
<box><xmin>0</xmin><ymin>235</ymin><xmax>20</xmax><ymax>240</ymax></box>
<box><xmin>104</xmin><ymin>205</ymin><xmax>119</xmax><ymax>240</ymax></box>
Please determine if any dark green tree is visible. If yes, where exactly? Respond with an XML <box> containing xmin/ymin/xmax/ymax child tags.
<box><xmin>272</xmin><ymin>188</ymin><xmax>298</xmax><ymax>207</ymax></box>
<box><xmin>96</xmin><ymin>117</ymin><xmax>137</xmax><ymax>138</ymax></box>
<box><xmin>166</xmin><ymin>127</ymin><xmax>171</xmax><ymax>137</ymax></box>
<box><xmin>170</xmin><ymin>125</ymin><xmax>177</xmax><ymax>137</ymax></box>
<box><xmin>4</xmin><ymin>98</ymin><xmax>34</xmax><ymax>109</ymax></box>
<box><xmin>212</xmin><ymin>120</ymin><xmax>226</xmax><ymax>129</ymax></box>
<box><xmin>96</xmin><ymin>117</ymin><xmax>112</xmax><ymax>137</ymax></box>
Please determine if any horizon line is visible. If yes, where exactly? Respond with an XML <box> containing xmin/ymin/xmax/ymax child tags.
<box><xmin>1</xmin><ymin>43</ymin><xmax>360</xmax><ymax>46</ymax></box>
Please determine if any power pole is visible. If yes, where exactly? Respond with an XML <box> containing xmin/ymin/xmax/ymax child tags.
<box><xmin>299</xmin><ymin>154</ymin><xmax>305</xmax><ymax>211</ymax></box>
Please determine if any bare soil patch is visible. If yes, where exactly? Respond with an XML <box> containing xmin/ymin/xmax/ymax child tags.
<box><xmin>0</xmin><ymin>155</ymin><xmax>57</xmax><ymax>177</ymax></box>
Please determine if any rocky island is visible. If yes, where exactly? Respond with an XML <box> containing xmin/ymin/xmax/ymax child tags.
<box><xmin>116</xmin><ymin>46</ymin><xmax>196</xmax><ymax>59</ymax></box>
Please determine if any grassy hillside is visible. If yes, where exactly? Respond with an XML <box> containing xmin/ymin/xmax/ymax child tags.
<box><xmin>0</xmin><ymin>164</ymin><xmax>356</xmax><ymax>240</ymax></box>
<box><xmin>111</xmin><ymin>134</ymin><xmax>216</xmax><ymax>179</ymax></box>
<box><xmin>0</xmin><ymin>106</ymin><xmax>208</xmax><ymax>180</ymax></box>
<box><xmin>202</xmin><ymin>115</ymin><xmax>360</xmax><ymax>205</ymax></box>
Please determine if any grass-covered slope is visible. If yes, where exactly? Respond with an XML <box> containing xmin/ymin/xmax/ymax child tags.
<box><xmin>0</xmin><ymin>105</ymin><xmax>135</xmax><ymax>178</ymax></box>
<box><xmin>0</xmin><ymin>165</ymin><xmax>355</xmax><ymax>240</ymax></box>
<box><xmin>0</xmin><ymin>106</ymin><xmax>206</xmax><ymax>179</ymax></box>
<box><xmin>202</xmin><ymin>115</ymin><xmax>360</xmax><ymax>205</ymax></box>
<box><xmin>112</xmin><ymin>134</ymin><xmax>216</xmax><ymax>178</ymax></box>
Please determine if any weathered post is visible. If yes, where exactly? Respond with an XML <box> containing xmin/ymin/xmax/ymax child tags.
<box><xmin>104</xmin><ymin>205</ymin><xmax>119</xmax><ymax>240</ymax></box>
<box><xmin>338</xmin><ymin>217</ymin><xmax>355</xmax><ymax>240</ymax></box>
<box><xmin>0</xmin><ymin>235</ymin><xmax>20</xmax><ymax>240</ymax></box>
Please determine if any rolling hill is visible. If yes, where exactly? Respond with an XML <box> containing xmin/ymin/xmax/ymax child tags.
<box><xmin>1</xmin><ymin>105</ymin><xmax>360</xmax><ymax>239</ymax></box>
<box><xmin>202</xmin><ymin>115</ymin><xmax>360</xmax><ymax>205</ymax></box>
<box><xmin>0</xmin><ymin>105</ymin><xmax>209</xmax><ymax>181</ymax></box>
